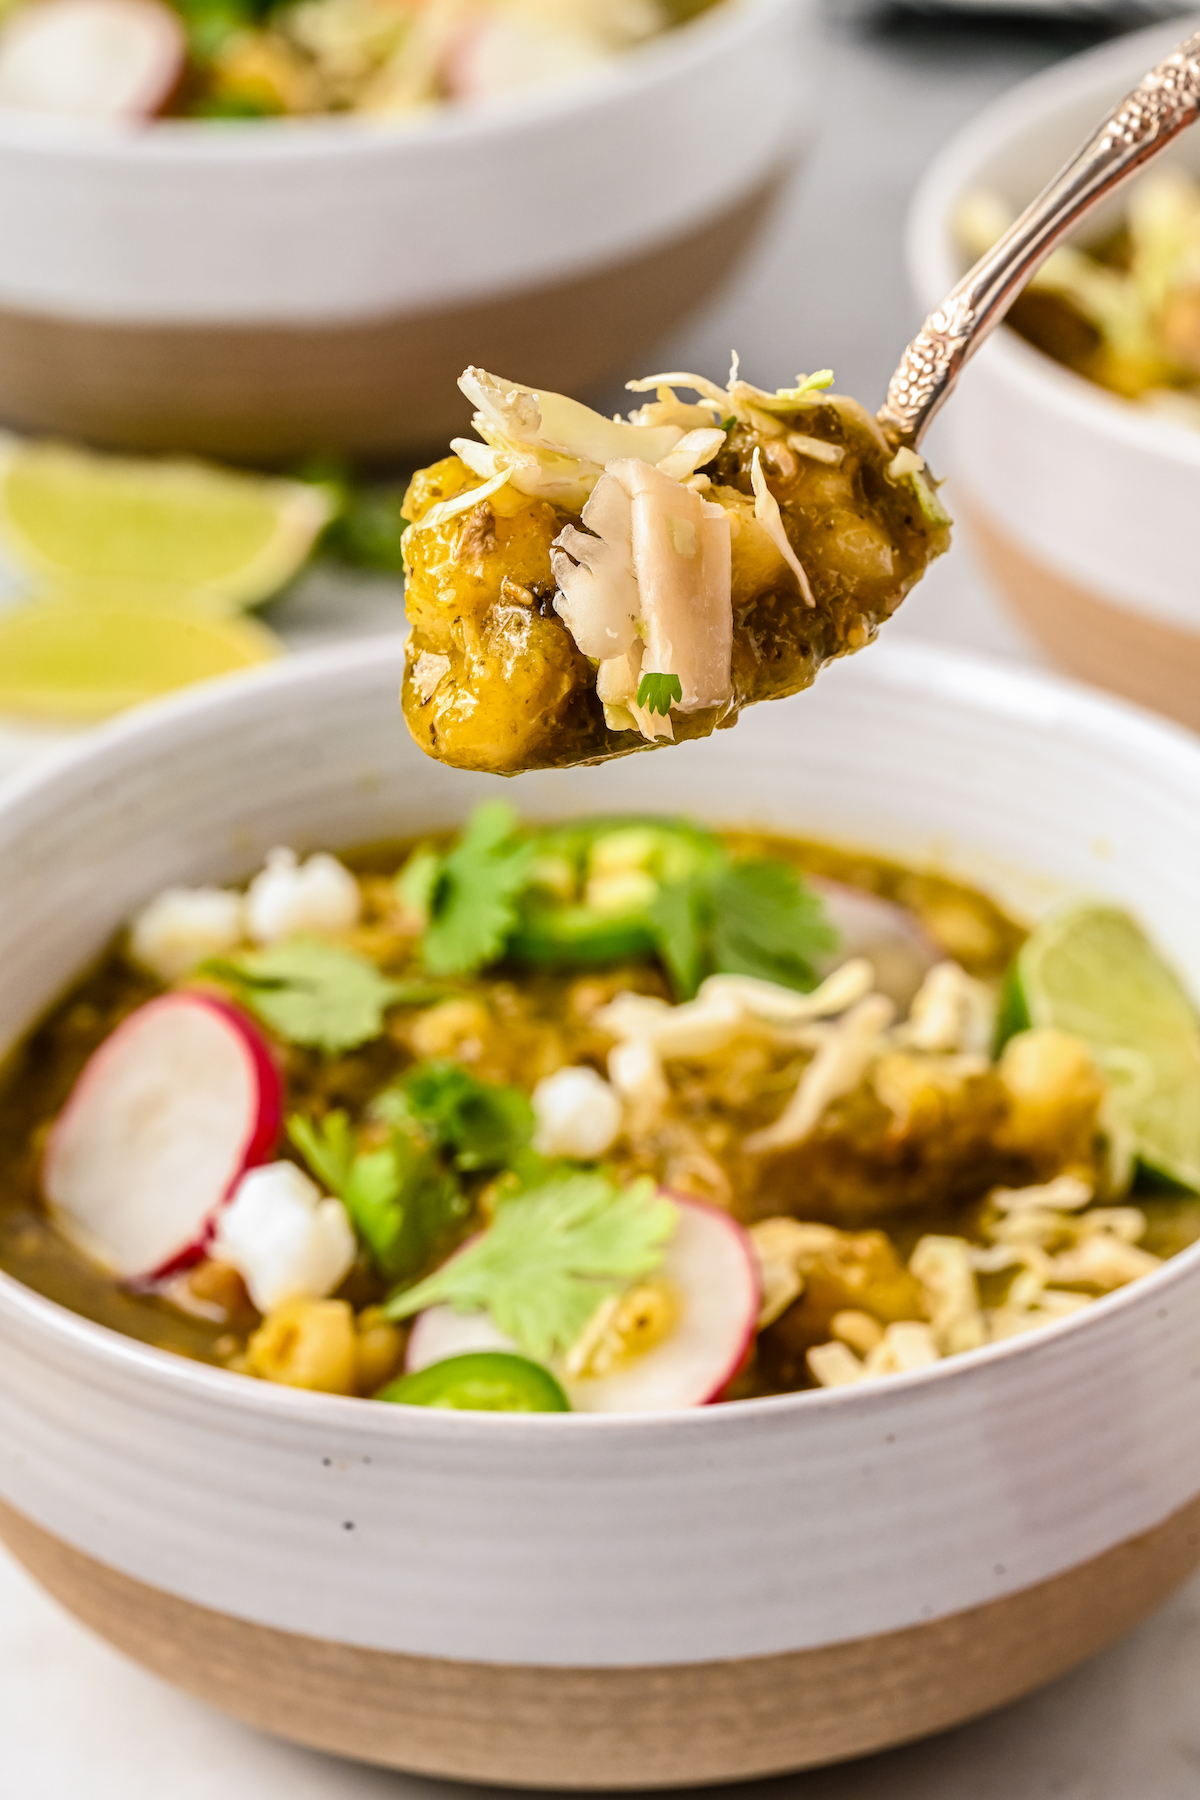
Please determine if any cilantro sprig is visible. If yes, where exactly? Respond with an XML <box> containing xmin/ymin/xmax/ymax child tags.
<box><xmin>636</xmin><ymin>672</ymin><xmax>682</xmax><ymax>716</ymax></box>
<box><xmin>385</xmin><ymin>1172</ymin><xmax>678</xmax><ymax>1362</ymax></box>
<box><xmin>373</xmin><ymin>1061</ymin><xmax>534</xmax><ymax>1172</ymax></box>
<box><xmin>202</xmin><ymin>938</ymin><xmax>432</xmax><ymax>1054</ymax></box>
<box><xmin>289</xmin><ymin>1061</ymin><xmax>534</xmax><ymax>1279</ymax></box>
<box><xmin>288</xmin><ymin>1109</ymin><xmax>464</xmax><ymax>1281</ymax></box>
<box><xmin>403</xmin><ymin>802</ymin><xmax>534</xmax><ymax>978</ymax></box>
<box><xmin>646</xmin><ymin>860</ymin><xmax>838</xmax><ymax>998</ymax></box>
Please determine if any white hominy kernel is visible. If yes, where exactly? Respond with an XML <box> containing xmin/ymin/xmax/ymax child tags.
<box><xmin>245</xmin><ymin>848</ymin><xmax>362</xmax><ymax>944</ymax></box>
<box><xmin>213</xmin><ymin>1162</ymin><xmax>356</xmax><ymax>1313</ymax></box>
<box><xmin>531</xmin><ymin>1066</ymin><xmax>623</xmax><ymax>1160</ymax></box>
<box><xmin>129</xmin><ymin>886</ymin><xmax>245</xmax><ymax>981</ymax></box>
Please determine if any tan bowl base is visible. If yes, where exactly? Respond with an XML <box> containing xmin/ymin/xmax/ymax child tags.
<box><xmin>0</xmin><ymin>176</ymin><xmax>782</xmax><ymax>463</ymax></box>
<box><xmin>3</xmin><ymin>1490</ymin><xmax>1200</xmax><ymax>1788</ymax></box>
<box><xmin>961</xmin><ymin>495</ymin><xmax>1200</xmax><ymax>732</ymax></box>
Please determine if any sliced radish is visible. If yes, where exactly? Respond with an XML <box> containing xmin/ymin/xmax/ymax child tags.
<box><xmin>812</xmin><ymin>878</ymin><xmax>940</xmax><ymax>1012</ymax></box>
<box><xmin>0</xmin><ymin>0</ymin><xmax>186</xmax><ymax>121</ymax></box>
<box><xmin>405</xmin><ymin>1194</ymin><xmax>760</xmax><ymax>1415</ymax></box>
<box><xmin>43</xmin><ymin>992</ymin><xmax>282</xmax><ymax>1282</ymax></box>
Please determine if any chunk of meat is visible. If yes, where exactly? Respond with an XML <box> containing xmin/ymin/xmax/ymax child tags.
<box><xmin>400</xmin><ymin>370</ymin><xmax>951</xmax><ymax>772</ymax></box>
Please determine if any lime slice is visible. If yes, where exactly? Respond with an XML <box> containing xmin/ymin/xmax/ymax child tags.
<box><xmin>1006</xmin><ymin>902</ymin><xmax>1200</xmax><ymax>1191</ymax></box>
<box><xmin>0</xmin><ymin>600</ymin><xmax>280</xmax><ymax>721</ymax></box>
<box><xmin>0</xmin><ymin>439</ymin><xmax>333</xmax><ymax>614</ymax></box>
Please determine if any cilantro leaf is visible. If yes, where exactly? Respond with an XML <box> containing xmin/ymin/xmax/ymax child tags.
<box><xmin>647</xmin><ymin>877</ymin><xmax>710</xmax><ymax>999</ymax></box>
<box><xmin>288</xmin><ymin>1108</ymin><xmax>467</xmax><ymax>1282</ymax></box>
<box><xmin>386</xmin><ymin>1172</ymin><xmax>678</xmax><ymax>1361</ymax></box>
<box><xmin>394</xmin><ymin>846</ymin><xmax>440</xmax><ymax>921</ymax></box>
<box><xmin>709</xmin><ymin>861</ymin><xmax>839</xmax><ymax>991</ymax></box>
<box><xmin>636</xmin><ymin>672</ymin><xmax>683</xmax><ymax>716</ymax></box>
<box><xmin>647</xmin><ymin>860</ymin><xmax>837</xmax><ymax>999</ymax></box>
<box><xmin>417</xmin><ymin>802</ymin><xmax>535</xmax><ymax>977</ymax></box>
<box><xmin>202</xmin><ymin>938</ymin><xmax>413</xmax><ymax>1053</ymax></box>
<box><xmin>374</xmin><ymin>1061</ymin><xmax>533</xmax><ymax>1171</ymax></box>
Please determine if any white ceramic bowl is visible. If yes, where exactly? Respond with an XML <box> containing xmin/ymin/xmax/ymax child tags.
<box><xmin>2</xmin><ymin>637</ymin><xmax>1200</xmax><ymax>1787</ymax></box>
<box><xmin>0</xmin><ymin>0</ymin><xmax>809</xmax><ymax>459</ymax></box>
<box><xmin>908</xmin><ymin>19</ymin><xmax>1200</xmax><ymax>731</ymax></box>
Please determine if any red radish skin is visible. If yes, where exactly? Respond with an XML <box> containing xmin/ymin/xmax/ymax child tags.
<box><xmin>405</xmin><ymin>1194</ymin><xmax>760</xmax><ymax>1414</ymax></box>
<box><xmin>43</xmin><ymin>991</ymin><xmax>282</xmax><ymax>1284</ymax></box>
<box><xmin>0</xmin><ymin>0</ymin><xmax>186</xmax><ymax>121</ymax></box>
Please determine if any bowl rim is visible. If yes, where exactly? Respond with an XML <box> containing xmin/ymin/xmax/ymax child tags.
<box><xmin>0</xmin><ymin>0</ymin><xmax>795</xmax><ymax>162</ymax></box>
<box><xmin>2</xmin><ymin>1229</ymin><xmax>1199</xmax><ymax>1441</ymax></box>
<box><xmin>3</xmin><ymin>632</ymin><xmax>1200</xmax><ymax>1440</ymax></box>
<box><xmin>905</xmin><ymin>11</ymin><xmax>1200</xmax><ymax>473</ymax></box>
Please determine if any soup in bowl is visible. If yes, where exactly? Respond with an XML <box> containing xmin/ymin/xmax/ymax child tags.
<box><xmin>0</xmin><ymin>635</ymin><xmax>1199</xmax><ymax>1784</ymax></box>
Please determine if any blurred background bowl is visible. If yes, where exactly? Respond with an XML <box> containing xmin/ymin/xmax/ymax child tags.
<box><xmin>0</xmin><ymin>0</ymin><xmax>810</xmax><ymax>463</ymax></box>
<box><xmin>907</xmin><ymin>18</ymin><xmax>1200</xmax><ymax>732</ymax></box>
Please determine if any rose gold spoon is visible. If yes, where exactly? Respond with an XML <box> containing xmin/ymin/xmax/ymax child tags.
<box><xmin>880</xmin><ymin>27</ymin><xmax>1200</xmax><ymax>448</ymax></box>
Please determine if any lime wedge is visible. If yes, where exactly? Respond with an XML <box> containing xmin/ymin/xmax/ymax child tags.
<box><xmin>1005</xmin><ymin>902</ymin><xmax>1200</xmax><ymax>1192</ymax></box>
<box><xmin>0</xmin><ymin>440</ymin><xmax>333</xmax><ymax>614</ymax></box>
<box><xmin>0</xmin><ymin>600</ymin><xmax>280</xmax><ymax>721</ymax></box>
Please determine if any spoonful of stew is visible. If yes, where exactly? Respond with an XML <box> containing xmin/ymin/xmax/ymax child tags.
<box><xmin>401</xmin><ymin>28</ymin><xmax>1200</xmax><ymax>774</ymax></box>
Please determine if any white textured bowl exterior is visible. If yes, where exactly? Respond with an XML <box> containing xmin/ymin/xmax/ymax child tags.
<box><xmin>1</xmin><ymin>638</ymin><xmax>1200</xmax><ymax>1667</ymax></box>
<box><xmin>907</xmin><ymin>19</ymin><xmax>1200</xmax><ymax>634</ymax></box>
<box><xmin>0</xmin><ymin>0</ymin><xmax>806</xmax><ymax>325</ymax></box>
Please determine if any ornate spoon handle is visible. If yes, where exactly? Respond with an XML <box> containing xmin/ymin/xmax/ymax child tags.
<box><xmin>881</xmin><ymin>28</ymin><xmax>1200</xmax><ymax>448</ymax></box>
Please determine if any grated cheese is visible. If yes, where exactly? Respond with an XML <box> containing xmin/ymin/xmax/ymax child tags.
<box><xmin>743</xmin><ymin>993</ymin><xmax>895</xmax><ymax>1153</ymax></box>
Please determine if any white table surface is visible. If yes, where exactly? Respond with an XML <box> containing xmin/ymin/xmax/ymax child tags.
<box><xmin>6</xmin><ymin>8</ymin><xmax>1195</xmax><ymax>1794</ymax></box>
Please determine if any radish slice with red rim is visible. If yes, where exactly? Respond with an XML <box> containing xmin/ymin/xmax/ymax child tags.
<box><xmin>43</xmin><ymin>991</ymin><xmax>282</xmax><ymax>1283</ymax></box>
<box><xmin>0</xmin><ymin>0</ymin><xmax>186</xmax><ymax>121</ymax></box>
<box><xmin>405</xmin><ymin>1194</ymin><xmax>759</xmax><ymax>1414</ymax></box>
<box><xmin>811</xmin><ymin>878</ymin><xmax>941</xmax><ymax>1013</ymax></box>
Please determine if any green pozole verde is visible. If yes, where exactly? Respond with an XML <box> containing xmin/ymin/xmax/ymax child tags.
<box><xmin>2</xmin><ymin>808</ymin><xmax>1199</xmax><ymax>1413</ymax></box>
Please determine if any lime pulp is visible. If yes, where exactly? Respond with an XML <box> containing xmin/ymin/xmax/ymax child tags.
<box><xmin>1004</xmin><ymin>901</ymin><xmax>1200</xmax><ymax>1192</ymax></box>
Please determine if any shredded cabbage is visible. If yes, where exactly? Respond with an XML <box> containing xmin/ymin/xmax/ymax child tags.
<box><xmin>750</xmin><ymin>448</ymin><xmax>815</xmax><ymax>607</ymax></box>
<box><xmin>551</xmin><ymin>457</ymin><xmax>732</xmax><ymax>734</ymax></box>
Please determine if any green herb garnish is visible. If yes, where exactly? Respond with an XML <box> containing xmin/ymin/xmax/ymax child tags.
<box><xmin>707</xmin><ymin>861</ymin><xmax>839</xmax><ymax>990</ymax></box>
<box><xmin>399</xmin><ymin>807</ymin><xmax>837</xmax><ymax>998</ymax></box>
<box><xmin>645</xmin><ymin>860</ymin><xmax>837</xmax><ymax>999</ymax></box>
<box><xmin>386</xmin><ymin>1172</ymin><xmax>677</xmax><ymax>1362</ymax></box>
<box><xmin>374</xmin><ymin>1061</ymin><xmax>534</xmax><ymax>1172</ymax></box>
<box><xmin>405</xmin><ymin>802</ymin><xmax>534</xmax><ymax>978</ymax></box>
<box><xmin>202</xmin><ymin>938</ymin><xmax>419</xmax><ymax>1054</ymax></box>
<box><xmin>636</xmin><ymin>672</ymin><xmax>683</xmax><ymax>716</ymax></box>
<box><xmin>288</xmin><ymin>1107</ymin><xmax>467</xmax><ymax>1282</ymax></box>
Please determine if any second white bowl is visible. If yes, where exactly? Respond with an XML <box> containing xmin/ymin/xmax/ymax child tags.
<box><xmin>907</xmin><ymin>19</ymin><xmax>1200</xmax><ymax>729</ymax></box>
<box><xmin>0</xmin><ymin>0</ymin><xmax>809</xmax><ymax>458</ymax></box>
